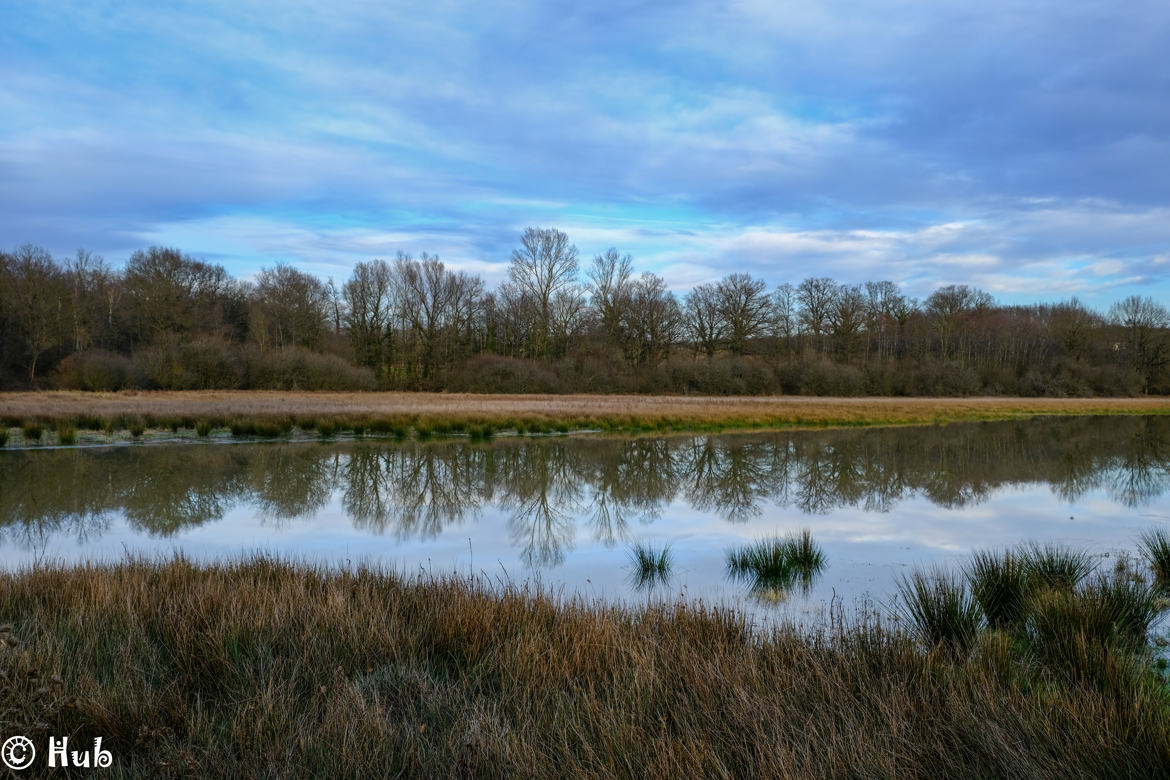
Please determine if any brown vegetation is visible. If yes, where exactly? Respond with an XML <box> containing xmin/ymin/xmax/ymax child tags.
<box><xmin>1</xmin><ymin>556</ymin><xmax>1166</xmax><ymax>777</ymax></box>
<box><xmin>4</xmin><ymin>391</ymin><xmax>1170</xmax><ymax>435</ymax></box>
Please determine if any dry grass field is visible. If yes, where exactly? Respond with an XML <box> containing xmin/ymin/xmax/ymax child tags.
<box><xmin>4</xmin><ymin>391</ymin><xmax>1170</xmax><ymax>435</ymax></box>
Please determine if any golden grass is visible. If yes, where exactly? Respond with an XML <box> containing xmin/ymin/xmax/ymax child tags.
<box><xmin>4</xmin><ymin>390</ymin><xmax>1170</xmax><ymax>435</ymax></box>
<box><xmin>1</xmin><ymin>556</ymin><xmax>1167</xmax><ymax>777</ymax></box>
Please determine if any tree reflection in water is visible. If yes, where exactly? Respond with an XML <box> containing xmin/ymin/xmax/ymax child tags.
<box><xmin>3</xmin><ymin>416</ymin><xmax>1169</xmax><ymax>566</ymax></box>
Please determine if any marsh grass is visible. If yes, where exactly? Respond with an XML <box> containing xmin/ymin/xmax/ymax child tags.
<box><xmin>195</xmin><ymin>420</ymin><xmax>214</xmax><ymax>437</ymax></box>
<box><xmin>21</xmin><ymin>422</ymin><xmax>43</xmax><ymax>443</ymax></box>
<box><xmin>966</xmin><ymin>549</ymin><xmax>1030</xmax><ymax>630</ymax></box>
<box><xmin>727</xmin><ymin>530</ymin><xmax>826</xmax><ymax>595</ymax></box>
<box><xmin>2</xmin><ymin>556</ymin><xmax>1168</xmax><ymax>777</ymax></box>
<box><xmin>897</xmin><ymin>569</ymin><xmax>982</xmax><ymax>656</ymax></box>
<box><xmin>0</xmin><ymin>428</ymin><xmax>7</xmax><ymax>447</ymax></box>
<box><xmin>128</xmin><ymin>418</ymin><xmax>146</xmax><ymax>439</ymax></box>
<box><xmin>1021</xmin><ymin>543</ymin><xmax>1096</xmax><ymax>591</ymax></box>
<box><xmin>1138</xmin><ymin>529</ymin><xmax>1170</xmax><ymax>591</ymax></box>
<box><xmin>629</xmin><ymin>542</ymin><xmax>672</xmax><ymax>588</ymax></box>
<box><xmin>55</xmin><ymin>423</ymin><xmax>77</xmax><ymax>445</ymax></box>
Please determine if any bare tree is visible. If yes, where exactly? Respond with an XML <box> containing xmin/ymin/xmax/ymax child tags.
<box><xmin>797</xmin><ymin>277</ymin><xmax>838</xmax><ymax>354</ymax></box>
<box><xmin>1110</xmin><ymin>295</ymin><xmax>1170</xmax><ymax>392</ymax></box>
<box><xmin>684</xmin><ymin>283</ymin><xmax>725</xmax><ymax>358</ymax></box>
<box><xmin>925</xmin><ymin>284</ymin><xmax>993</xmax><ymax>361</ymax></box>
<box><xmin>251</xmin><ymin>263</ymin><xmax>331</xmax><ymax>350</ymax></box>
<box><xmin>2</xmin><ymin>244</ymin><xmax>70</xmax><ymax>382</ymax></box>
<box><xmin>508</xmin><ymin>227</ymin><xmax>580</xmax><ymax>359</ymax></box>
<box><xmin>828</xmin><ymin>284</ymin><xmax>867</xmax><ymax>361</ymax></box>
<box><xmin>621</xmin><ymin>273</ymin><xmax>682</xmax><ymax>366</ymax></box>
<box><xmin>587</xmin><ymin>248</ymin><xmax>634</xmax><ymax>351</ymax></box>
<box><xmin>342</xmin><ymin>259</ymin><xmax>396</xmax><ymax>371</ymax></box>
<box><xmin>716</xmin><ymin>273</ymin><xmax>771</xmax><ymax>355</ymax></box>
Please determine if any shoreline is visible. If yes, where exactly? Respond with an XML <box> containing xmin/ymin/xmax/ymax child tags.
<box><xmin>3</xmin><ymin>391</ymin><xmax>1170</xmax><ymax>440</ymax></box>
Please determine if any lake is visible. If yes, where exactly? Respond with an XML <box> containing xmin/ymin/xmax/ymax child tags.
<box><xmin>3</xmin><ymin>415</ymin><xmax>1169</xmax><ymax>623</ymax></box>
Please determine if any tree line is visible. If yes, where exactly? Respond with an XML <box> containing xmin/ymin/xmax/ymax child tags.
<box><xmin>2</xmin><ymin>227</ymin><xmax>1169</xmax><ymax>395</ymax></box>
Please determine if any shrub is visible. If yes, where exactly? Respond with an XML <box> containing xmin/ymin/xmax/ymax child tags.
<box><xmin>445</xmin><ymin>355</ymin><xmax>562</xmax><ymax>394</ymax></box>
<box><xmin>53</xmin><ymin>349</ymin><xmax>141</xmax><ymax>390</ymax></box>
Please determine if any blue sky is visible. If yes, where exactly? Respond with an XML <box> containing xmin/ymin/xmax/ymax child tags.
<box><xmin>2</xmin><ymin>0</ymin><xmax>1168</xmax><ymax>306</ymax></box>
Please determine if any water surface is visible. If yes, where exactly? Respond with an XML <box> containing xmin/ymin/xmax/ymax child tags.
<box><xmin>3</xmin><ymin>416</ymin><xmax>1169</xmax><ymax>622</ymax></box>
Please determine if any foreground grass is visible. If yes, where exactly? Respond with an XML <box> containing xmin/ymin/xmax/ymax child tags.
<box><xmin>3</xmin><ymin>391</ymin><xmax>1170</xmax><ymax>444</ymax></box>
<box><xmin>1</xmin><ymin>558</ymin><xmax>1168</xmax><ymax>777</ymax></box>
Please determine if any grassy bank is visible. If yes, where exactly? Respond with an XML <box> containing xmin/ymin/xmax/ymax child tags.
<box><xmin>1</xmin><ymin>553</ymin><xmax>1169</xmax><ymax>777</ymax></box>
<box><xmin>3</xmin><ymin>391</ymin><xmax>1170</xmax><ymax>444</ymax></box>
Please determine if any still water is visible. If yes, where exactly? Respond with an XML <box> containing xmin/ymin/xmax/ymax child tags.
<box><xmin>3</xmin><ymin>416</ymin><xmax>1169</xmax><ymax>621</ymax></box>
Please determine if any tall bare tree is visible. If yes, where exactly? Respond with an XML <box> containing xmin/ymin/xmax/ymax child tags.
<box><xmin>508</xmin><ymin>227</ymin><xmax>580</xmax><ymax>359</ymax></box>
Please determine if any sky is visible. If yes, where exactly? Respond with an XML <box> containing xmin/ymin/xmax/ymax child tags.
<box><xmin>2</xmin><ymin>0</ymin><xmax>1169</xmax><ymax>306</ymax></box>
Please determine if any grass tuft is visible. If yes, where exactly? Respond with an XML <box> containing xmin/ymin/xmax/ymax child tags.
<box><xmin>1021</xmin><ymin>542</ymin><xmax>1096</xmax><ymax>591</ymax></box>
<box><xmin>727</xmin><ymin>530</ymin><xmax>825</xmax><ymax>595</ymax></box>
<box><xmin>1138</xmin><ymin>528</ymin><xmax>1170</xmax><ymax>591</ymax></box>
<box><xmin>55</xmin><ymin>422</ymin><xmax>77</xmax><ymax>446</ymax></box>
<box><xmin>629</xmin><ymin>542</ymin><xmax>672</xmax><ymax>588</ymax></box>
<box><xmin>21</xmin><ymin>421</ymin><xmax>44</xmax><ymax>442</ymax></box>
<box><xmin>966</xmin><ymin>549</ymin><xmax>1029</xmax><ymax>630</ymax></box>
<box><xmin>896</xmin><ymin>568</ymin><xmax>982</xmax><ymax>656</ymax></box>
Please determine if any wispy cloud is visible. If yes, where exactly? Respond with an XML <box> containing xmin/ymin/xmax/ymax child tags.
<box><xmin>0</xmin><ymin>0</ymin><xmax>1167</xmax><ymax>306</ymax></box>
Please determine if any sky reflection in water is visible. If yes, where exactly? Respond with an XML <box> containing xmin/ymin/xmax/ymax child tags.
<box><xmin>3</xmin><ymin>416</ymin><xmax>1169</xmax><ymax>622</ymax></box>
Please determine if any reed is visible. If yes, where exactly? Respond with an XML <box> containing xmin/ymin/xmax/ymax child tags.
<box><xmin>1138</xmin><ymin>528</ymin><xmax>1170</xmax><ymax>591</ymax></box>
<box><xmin>1021</xmin><ymin>543</ymin><xmax>1096</xmax><ymax>591</ymax></box>
<box><xmin>896</xmin><ymin>568</ymin><xmax>982</xmax><ymax>656</ymax></box>
<box><xmin>21</xmin><ymin>421</ymin><xmax>44</xmax><ymax>442</ymax></box>
<box><xmin>966</xmin><ymin>549</ymin><xmax>1030</xmax><ymax>630</ymax></box>
<box><xmin>55</xmin><ymin>422</ymin><xmax>77</xmax><ymax>445</ymax></box>
<box><xmin>629</xmin><ymin>542</ymin><xmax>672</xmax><ymax>587</ymax></box>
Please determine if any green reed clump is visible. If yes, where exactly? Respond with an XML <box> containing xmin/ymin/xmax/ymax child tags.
<box><xmin>0</xmin><ymin>428</ymin><xmax>8</xmax><ymax>447</ymax></box>
<box><xmin>1021</xmin><ymin>542</ymin><xmax>1096</xmax><ymax>591</ymax></box>
<box><xmin>966</xmin><ymin>549</ymin><xmax>1030</xmax><ymax>630</ymax></box>
<box><xmin>391</xmin><ymin>424</ymin><xmax>408</xmax><ymax>441</ymax></box>
<box><xmin>1138</xmin><ymin>529</ymin><xmax>1170</xmax><ymax>590</ymax></box>
<box><xmin>629</xmin><ymin>542</ymin><xmax>672</xmax><ymax>588</ymax></box>
<box><xmin>727</xmin><ymin>531</ymin><xmax>826</xmax><ymax>595</ymax></box>
<box><xmin>315</xmin><ymin>419</ymin><xmax>337</xmax><ymax>438</ymax></box>
<box><xmin>230</xmin><ymin>419</ymin><xmax>255</xmax><ymax>437</ymax></box>
<box><xmin>128</xmin><ymin>419</ymin><xmax>146</xmax><ymax>438</ymax></box>
<box><xmin>414</xmin><ymin>424</ymin><xmax>433</xmax><ymax>441</ymax></box>
<box><xmin>897</xmin><ymin>569</ymin><xmax>982</xmax><ymax>657</ymax></box>
<box><xmin>195</xmin><ymin>420</ymin><xmax>214</xmax><ymax>437</ymax></box>
<box><xmin>21</xmin><ymin>422</ymin><xmax>44</xmax><ymax>443</ymax></box>
<box><xmin>55</xmin><ymin>423</ymin><xmax>77</xmax><ymax>446</ymax></box>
